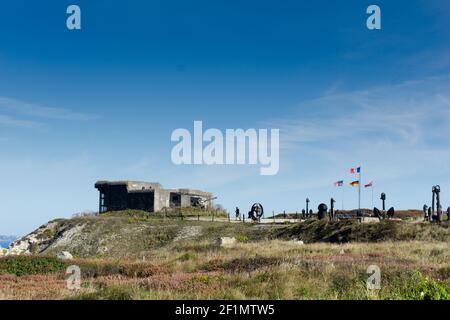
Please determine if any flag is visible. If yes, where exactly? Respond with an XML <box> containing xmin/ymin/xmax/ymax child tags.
<box><xmin>334</xmin><ymin>180</ymin><xmax>344</xmax><ymax>187</ymax></box>
<box><xmin>365</xmin><ymin>181</ymin><xmax>373</xmax><ymax>188</ymax></box>
<box><xmin>350</xmin><ymin>180</ymin><xmax>360</xmax><ymax>187</ymax></box>
<box><xmin>350</xmin><ymin>167</ymin><xmax>361</xmax><ymax>174</ymax></box>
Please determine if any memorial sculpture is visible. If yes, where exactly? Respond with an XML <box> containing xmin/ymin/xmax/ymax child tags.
<box><xmin>423</xmin><ymin>204</ymin><xmax>429</xmax><ymax>221</ymax></box>
<box><xmin>431</xmin><ymin>185</ymin><xmax>442</xmax><ymax>222</ymax></box>
<box><xmin>306</xmin><ymin>198</ymin><xmax>310</xmax><ymax>218</ymax></box>
<box><xmin>248</xmin><ymin>203</ymin><xmax>264</xmax><ymax>221</ymax></box>
<box><xmin>318</xmin><ymin>203</ymin><xmax>328</xmax><ymax>220</ymax></box>
<box><xmin>330</xmin><ymin>198</ymin><xmax>336</xmax><ymax>220</ymax></box>
<box><xmin>373</xmin><ymin>192</ymin><xmax>394</xmax><ymax>219</ymax></box>
<box><xmin>373</xmin><ymin>207</ymin><xmax>382</xmax><ymax>219</ymax></box>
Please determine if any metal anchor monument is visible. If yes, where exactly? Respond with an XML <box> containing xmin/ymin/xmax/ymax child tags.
<box><xmin>423</xmin><ymin>185</ymin><xmax>450</xmax><ymax>223</ymax></box>
<box><xmin>247</xmin><ymin>185</ymin><xmax>450</xmax><ymax>223</ymax></box>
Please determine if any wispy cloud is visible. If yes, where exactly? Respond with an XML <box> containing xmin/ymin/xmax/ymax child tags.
<box><xmin>261</xmin><ymin>75</ymin><xmax>450</xmax><ymax>191</ymax></box>
<box><xmin>271</xmin><ymin>76</ymin><xmax>450</xmax><ymax>151</ymax></box>
<box><xmin>0</xmin><ymin>97</ymin><xmax>97</xmax><ymax>121</ymax></box>
<box><xmin>0</xmin><ymin>114</ymin><xmax>42</xmax><ymax>129</ymax></box>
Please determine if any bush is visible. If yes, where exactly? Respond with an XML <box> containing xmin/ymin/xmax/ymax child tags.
<box><xmin>70</xmin><ymin>285</ymin><xmax>134</xmax><ymax>300</ymax></box>
<box><xmin>77</xmin><ymin>260</ymin><xmax>160</xmax><ymax>278</ymax></box>
<box><xmin>235</xmin><ymin>235</ymin><xmax>249</xmax><ymax>242</ymax></box>
<box><xmin>404</xmin><ymin>272</ymin><xmax>450</xmax><ymax>300</ymax></box>
<box><xmin>0</xmin><ymin>256</ymin><xmax>68</xmax><ymax>276</ymax></box>
<box><xmin>103</xmin><ymin>210</ymin><xmax>149</xmax><ymax>219</ymax></box>
<box><xmin>177</xmin><ymin>252</ymin><xmax>197</xmax><ymax>261</ymax></box>
<box><xmin>191</xmin><ymin>275</ymin><xmax>210</xmax><ymax>285</ymax></box>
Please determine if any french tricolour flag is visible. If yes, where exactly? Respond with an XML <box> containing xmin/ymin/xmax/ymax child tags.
<box><xmin>350</xmin><ymin>167</ymin><xmax>361</xmax><ymax>174</ymax></box>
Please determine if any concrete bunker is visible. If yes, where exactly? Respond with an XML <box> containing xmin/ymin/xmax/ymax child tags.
<box><xmin>95</xmin><ymin>180</ymin><xmax>214</xmax><ymax>213</ymax></box>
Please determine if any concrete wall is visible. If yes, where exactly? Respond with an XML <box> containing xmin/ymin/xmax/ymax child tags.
<box><xmin>154</xmin><ymin>189</ymin><xmax>170</xmax><ymax>211</ymax></box>
<box><xmin>95</xmin><ymin>181</ymin><xmax>213</xmax><ymax>213</ymax></box>
<box><xmin>180</xmin><ymin>194</ymin><xmax>192</xmax><ymax>207</ymax></box>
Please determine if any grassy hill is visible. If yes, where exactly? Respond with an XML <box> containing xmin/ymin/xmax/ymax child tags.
<box><xmin>7</xmin><ymin>210</ymin><xmax>450</xmax><ymax>258</ymax></box>
<box><xmin>1</xmin><ymin>210</ymin><xmax>450</xmax><ymax>300</ymax></box>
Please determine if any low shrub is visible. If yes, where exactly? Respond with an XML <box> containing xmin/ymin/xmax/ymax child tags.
<box><xmin>77</xmin><ymin>260</ymin><xmax>162</xmax><ymax>278</ymax></box>
<box><xmin>70</xmin><ymin>285</ymin><xmax>135</xmax><ymax>300</ymax></box>
<box><xmin>235</xmin><ymin>235</ymin><xmax>249</xmax><ymax>242</ymax></box>
<box><xmin>0</xmin><ymin>256</ymin><xmax>68</xmax><ymax>276</ymax></box>
<box><xmin>403</xmin><ymin>272</ymin><xmax>450</xmax><ymax>300</ymax></box>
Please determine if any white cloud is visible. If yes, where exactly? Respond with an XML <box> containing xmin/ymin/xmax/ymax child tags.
<box><xmin>273</xmin><ymin>76</ymin><xmax>450</xmax><ymax>150</ymax></box>
<box><xmin>261</xmin><ymin>75</ymin><xmax>450</xmax><ymax>191</ymax></box>
<box><xmin>0</xmin><ymin>97</ymin><xmax>97</xmax><ymax>121</ymax></box>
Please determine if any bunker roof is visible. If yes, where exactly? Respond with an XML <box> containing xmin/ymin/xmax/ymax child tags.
<box><xmin>95</xmin><ymin>181</ymin><xmax>213</xmax><ymax>197</ymax></box>
<box><xmin>95</xmin><ymin>180</ymin><xmax>162</xmax><ymax>191</ymax></box>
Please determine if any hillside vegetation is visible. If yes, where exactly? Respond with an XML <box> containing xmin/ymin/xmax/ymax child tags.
<box><xmin>1</xmin><ymin>241</ymin><xmax>450</xmax><ymax>300</ymax></box>
<box><xmin>6</xmin><ymin>210</ymin><xmax>450</xmax><ymax>258</ymax></box>
<box><xmin>1</xmin><ymin>210</ymin><xmax>450</xmax><ymax>300</ymax></box>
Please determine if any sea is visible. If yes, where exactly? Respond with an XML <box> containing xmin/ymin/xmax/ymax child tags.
<box><xmin>0</xmin><ymin>240</ymin><xmax>11</xmax><ymax>248</ymax></box>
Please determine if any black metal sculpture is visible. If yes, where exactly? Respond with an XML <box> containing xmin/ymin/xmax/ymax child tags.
<box><xmin>318</xmin><ymin>203</ymin><xmax>328</xmax><ymax>220</ymax></box>
<box><xmin>301</xmin><ymin>209</ymin><xmax>306</xmax><ymax>219</ymax></box>
<box><xmin>423</xmin><ymin>204</ymin><xmax>429</xmax><ymax>221</ymax></box>
<box><xmin>306</xmin><ymin>198</ymin><xmax>310</xmax><ymax>218</ymax></box>
<box><xmin>330</xmin><ymin>198</ymin><xmax>336</xmax><ymax>220</ymax></box>
<box><xmin>248</xmin><ymin>203</ymin><xmax>264</xmax><ymax>221</ymax></box>
<box><xmin>373</xmin><ymin>207</ymin><xmax>382</xmax><ymax>218</ymax></box>
<box><xmin>373</xmin><ymin>192</ymin><xmax>394</xmax><ymax>219</ymax></box>
<box><xmin>447</xmin><ymin>207</ymin><xmax>450</xmax><ymax>221</ymax></box>
<box><xmin>432</xmin><ymin>185</ymin><xmax>442</xmax><ymax>222</ymax></box>
<box><xmin>387</xmin><ymin>207</ymin><xmax>395</xmax><ymax>219</ymax></box>
<box><xmin>380</xmin><ymin>193</ymin><xmax>386</xmax><ymax>212</ymax></box>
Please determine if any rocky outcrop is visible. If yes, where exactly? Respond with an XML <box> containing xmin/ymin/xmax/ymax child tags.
<box><xmin>8</xmin><ymin>222</ymin><xmax>58</xmax><ymax>255</ymax></box>
<box><xmin>56</xmin><ymin>251</ymin><xmax>73</xmax><ymax>260</ymax></box>
<box><xmin>8</xmin><ymin>221</ymin><xmax>86</xmax><ymax>255</ymax></box>
<box><xmin>217</xmin><ymin>237</ymin><xmax>237</xmax><ymax>247</ymax></box>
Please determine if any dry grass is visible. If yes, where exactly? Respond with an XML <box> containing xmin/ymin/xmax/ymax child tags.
<box><xmin>4</xmin><ymin>215</ymin><xmax>450</xmax><ymax>300</ymax></box>
<box><xmin>1</xmin><ymin>240</ymin><xmax>449</xmax><ymax>300</ymax></box>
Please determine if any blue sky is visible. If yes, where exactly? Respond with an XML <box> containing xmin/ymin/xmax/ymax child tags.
<box><xmin>1</xmin><ymin>0</ymin><xmax>450</xmax><ymax>235</ymax></box>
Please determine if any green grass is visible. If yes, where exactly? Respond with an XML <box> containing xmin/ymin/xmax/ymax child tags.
<box><xmin>399</xmin><ymin>272</ymin><xmax>450</xmax><ymax>300</ymax></box>
<box><xmin>0</xmin><ymin>256</ymin><xmax>68</xmax><ymax>276</ymax></box>
<box><xmin>102</xmin><ymin>208</ymin><xmax>228</xmax><ymax>219</ymax></box>
<box><xmin>273</xmin><ymin>219</ymin><xmax>450</xmax><ymax>243</ymax></box>
<box><xmin>3</xmin><ymin>241</ymin><xmax>450</xmax><ymax>300</ymax></box>
<box><xmin>4</xmin><ymin>211</ymin><xmax>450</xmax><ymax>300</ymax></box>
<box><xmin>69</xmin><ymin>285</ymin><xmax>135</xmax><ymax>300</ymax></box>
<box><xmin>67</xmin><ymin>269</ymin><xmax>450</xmax><ymax>300</ymax></box>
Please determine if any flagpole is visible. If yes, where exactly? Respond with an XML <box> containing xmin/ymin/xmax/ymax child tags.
<box><xmin>371</xmin><ymin>184</ymin><xmax>374</xmax><ymax>208</ymax></box>
<box><xmin>358</xmin><ymin>168</ymin><xmax>361</xmax><ymax>211</ymax></box>
<box><xmin>342</xmin><ymin>184</ymin><xmax>345</xmax><ymax>211</ymax></box>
